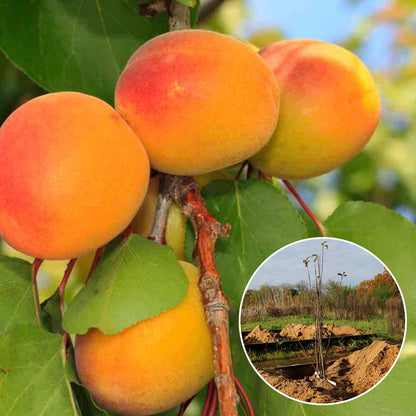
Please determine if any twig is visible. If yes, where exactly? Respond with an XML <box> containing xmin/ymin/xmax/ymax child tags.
<box><xmin>282</xmin><ymin>180</ymin><xmax>326</xmax><ymax>237</ymax></box>
<box><xmin>148</xmin><ymin>173</ymin><xmax>175</xmax><ymax>245</ymax></box>
<box><xmin>139</xmin><ymin>0</ymin><xmax>167</xmax><ymax>18</ymax></box>
<box><xmin>170</xmin><ymin>176</ymin><xmax>239</xmax><ymax>416</ymax></box>
<box><xmin>167</xmin><ymin>0</ymin><xmax>191</xmax><ymax>31</ymax></box>
<box><xmin>32</xmin><ymin>258</ymin><xmax>44</xmax><ymax>324</ymax></box>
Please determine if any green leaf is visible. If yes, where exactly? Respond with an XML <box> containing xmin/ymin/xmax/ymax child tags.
<box><xmin>63</xmin><ymin>234</ymin><xmax>188</xmax><ymax>335</ymax></box>
<box><xmin>0</xmin><ymin>0</ymin><xmax>169</xmax><ymax>104</ymax></box>
<box><xmin>0</xmin><ymin>256</ymin><xmax>38</xmax><ymax>336</ymax></box>
<box><xmin>196</xmin><ymin>179</ymin><xmax>307</xmax><ymax>308</ymax></box>
<box><xmin>0</xmin><ymin>325</ymin><xmax>78</xmax><ymax>415</ymax></box>
<box><xmin>41</xmin><ymin>288</ymin><xmax>63</xmax><ymax>334</ymax></box>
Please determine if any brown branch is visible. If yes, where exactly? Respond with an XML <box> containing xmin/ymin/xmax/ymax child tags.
<box><xmin>170</xmin><ymin>176</ymin><xmax>239</xmax><ymax>416</ymax></box>
<box><xmin>167</xmin><ymin>0</ymin><xmax>191</xmax><ymax>31</ymax></box>
<box><xmin>139</xmin><ymin>0</ymin><xmax>167</xmax><ymax>18</ymax></box>
<box><xmin>148</xmin><ymin>173</ymin><xmax>176</xmax><ymax>245</ymax></box>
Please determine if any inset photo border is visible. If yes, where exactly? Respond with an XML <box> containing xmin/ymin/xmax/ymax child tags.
<box><xmin>239</xmin><ymin>237</ymin><xmax>407</xmax><ymax>405</ymax></box>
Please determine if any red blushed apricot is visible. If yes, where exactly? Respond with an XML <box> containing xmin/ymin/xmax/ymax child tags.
<box><xmin>0</xmin><ymin>92</ymin><xmax>149</xmax><ymax>260</ymax></box>
<box><xmin>250</xmin><ymin>39</ymin><xmax>382</xmax><ymax>179</ymax></box>
<box><xmin>75</xmin><ymin>262</ymin><xmax>214</xmax><ymax>416</ymax></box>
<box><xmin>115</xmin><ymin>29</ymin><xmax>279</xmax><ymax>175</ymax></box>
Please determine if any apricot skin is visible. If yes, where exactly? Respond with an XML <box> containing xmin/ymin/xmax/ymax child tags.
<box><xmin>75</xmin><ymin>261</ymin><xmax>214</xmax><ymax>416</ymax></box>
<box><xmin>250</xmin><ymin>39</ymin><xmax>382</xmax><ymax>179</ymax></box>
<box><xmin>0</xmin><ymin>92</ymin><xmax>150</xmax><ymax>260</ymax></box>
<box><xmin>115</xmin><ymin>29</ymin><xmax>279</xmax><ymax>175</ymax></box>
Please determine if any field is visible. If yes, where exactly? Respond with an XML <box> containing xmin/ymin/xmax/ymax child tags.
<box><xmin>241</xmin><ymin>314</ymin><xmax>402</xmax><ymax>341</ymax></box>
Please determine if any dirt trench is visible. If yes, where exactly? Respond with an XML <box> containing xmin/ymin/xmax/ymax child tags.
<box><xmin>258</xmin><ymin>340</ymin><xmax>400</xmax><ymax>403</ymax></box>
<box><xmin>279</xmin><ymin>323</ymin><xmax>374</xmax><ymax>340</ymax></box>
<box><xmin>244</xmin><ymin>325</ymin><xmax>280</xmax><ymax>344</ymax></box>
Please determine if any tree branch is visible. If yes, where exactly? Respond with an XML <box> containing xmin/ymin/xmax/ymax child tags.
<box><xmin>148</xmin><ymin>173</ymin><xmax>175</xmax><ymax>245</ymax></box>
<box><xmin>167</xmin><ymin>0</ymin><xmax>191</xmax><ymax>31</ymax></box>
<box><xmin>170</xmin><ymin>176</ymin><xmax>239</xmax><ymax>416</ymax></box>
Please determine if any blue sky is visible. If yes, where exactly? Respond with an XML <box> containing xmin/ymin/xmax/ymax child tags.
<box><xmin>247</xmin><ymin>238</ymin><xmax>388</xmax><ymax>289</ymax></box>
<box><xmin>241</xmin><ymin>0</ymin><xmax>393</xmax><ymax>70</ymax></box>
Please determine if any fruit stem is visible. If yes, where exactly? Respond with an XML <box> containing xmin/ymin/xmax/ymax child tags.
<box><xmin>59</xmin><ymin>258</ymin><xmax>77</xmax><ymax>318</ymax></box>
<box><xmin>202</xmin><ymin>380</ymin><xmax>215</xmax><ymax>416</ymax></box>
<box><xmin>282</xmin><ymin>180</ymin><xmax>326</xmax><ymax>237</ymax></box>
<box><xmin>32</xmin><ymin>258</ymin><xmax>44</xmax><ymax>324</ymax></box>
<box><xmin>234</xmin><ymin>161</ymin><xmax>248</xmax><ymax>182</ymax></box>
<box><xmin>234</xmin><ymin>375</ymin><xmax>255</xmax><ymax>416</ymax></box>
<box><xmin>86</xmin><ymin>246</ymin><xmax>105</xmax><ymax>284</ymax></box>
<box><xmin>170</xmin><ymin>176</ymin><xmax>239</xmax><ymax>416</ymax></box>
<box><xmin>148</xmin><ymin>173</ymin><xmax>175</xmax><ymax>245</ymax></box>
<box><xmin>177</xmin><ymin>395</ymin><xmax>196</xmax><ymax>415</ymax></box>
<box><xmin>59</xmin><ymin>258</ymin><xmax>77</xmax><ymax>363</ymax></box>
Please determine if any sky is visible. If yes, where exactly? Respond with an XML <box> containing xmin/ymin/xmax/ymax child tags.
<box><xmin>247</xmin><ymin>238</ymin><xmax>389</xmax><ymax>289</ymax></box>
<box><xmin>241</xmin><ymin>0</ymin><xmax>394</xmax><ymax>71</ymax></box>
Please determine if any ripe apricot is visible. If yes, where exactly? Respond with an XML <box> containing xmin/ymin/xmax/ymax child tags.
<box><xmin>250</xmin><ymin>39</ymin><xmax>382</xmax><ymax>179</ymax></box>
<box><xmin>75</xmin><ymin>261</ymin><xmax>214</xmax><ymax>415</ymax></box>
<box><xmin>115</xmin><ymin>29</ymin><xmax>279</xmax><ymax>175</ymax></box>
<box><xmin>0</xmin><ymin>92</ymin><xmax>149</xmax><ymax>260</ymax></box>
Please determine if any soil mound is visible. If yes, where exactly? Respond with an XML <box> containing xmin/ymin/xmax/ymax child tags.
<box><xmin>244</xmin><ymin>325</ymin><xmax>280</xmax><ymax>344</ymax></box>
<box><xmin>258</xmin><ymin>340</ymin><xmax>400</xmax><ymax>403</ymax></box>
<box><xmin>280</xmin><ymin>323</ymin><xmax>374</xmax><ymax>340</ymax></box>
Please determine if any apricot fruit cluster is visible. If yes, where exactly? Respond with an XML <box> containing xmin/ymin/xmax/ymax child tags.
<box><xmin>0</xmin><ymin>28</ymin><xmax>382</xmax><ymax>416</ymax></box>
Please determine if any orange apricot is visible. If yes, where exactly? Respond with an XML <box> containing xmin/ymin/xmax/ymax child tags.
<box><xmin>115</xmin><ymin>29</ymin><xmax>279</xmax><ymax>175</ymax></box>
<box><xmin>75</xmin><ymin>261</ymin><xmax>214</xmax><ymax>415</ymax></box>
<box><xmin>250</xmin><ymin>39</ymin><xmax>382</xmax><ymax>179</ymax></box>
<box><xmin>0</xmin><ymin>92</ymin><xmax>149</xmax><ymax>260</ymax></box>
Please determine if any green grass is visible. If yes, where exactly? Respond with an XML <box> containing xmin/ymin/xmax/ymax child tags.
<box><xmin>241</xmin><ymin>314</ymin><xmax>400</xmax><ymax>340</ymax></box>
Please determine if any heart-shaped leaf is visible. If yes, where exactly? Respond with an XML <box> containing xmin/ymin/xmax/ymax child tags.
<box><xmin>63</xmin><ymin>234</ymin><xmax>188</xmax><ymax>335</ymax></box>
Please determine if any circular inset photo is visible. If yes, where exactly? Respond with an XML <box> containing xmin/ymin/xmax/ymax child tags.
<box><xmin>239</xmin><ymin>237</ymin><xmax>406</xmax><ymax>405</ymax></box>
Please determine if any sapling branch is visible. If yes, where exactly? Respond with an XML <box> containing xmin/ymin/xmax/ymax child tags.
<box><xmin>32</xmin><ymin>258</ymin><xmax>44</xmax><ymax>324</ymax></box>
<box><xmin>169</xmin><ymin>175</ymin><xmax>239</xmax><ymax>416</ymax></box>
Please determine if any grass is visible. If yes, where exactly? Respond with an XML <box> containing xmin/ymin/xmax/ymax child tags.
<box><xmin>247</xmin><ymin>338</ymin><xmax>375</xmax><ymax>363</ymax></box>
<box><xmin>241</xmin><ymin>314</ymin><xmax>399</xmax><ymax>340</ymax></box>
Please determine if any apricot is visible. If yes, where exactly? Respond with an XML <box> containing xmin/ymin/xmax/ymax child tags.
<box><xmin>75</xmin><ymin>261</ymin><xmax>214</xmax><ymax>415</ymax></box>
<box><xmin>250</xmin><ymin>39</ymin><xmax>382</xmax><ymax>179</ymax></box>
<box><xmin>115</xmin><ymin>29</ymin><xmax>279</xmax><ymax>175</ymax></box>
<box><xmin>0</xmin><ymin>92</ymin><xmax>149</xmax><ymax>260</ymax></box>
